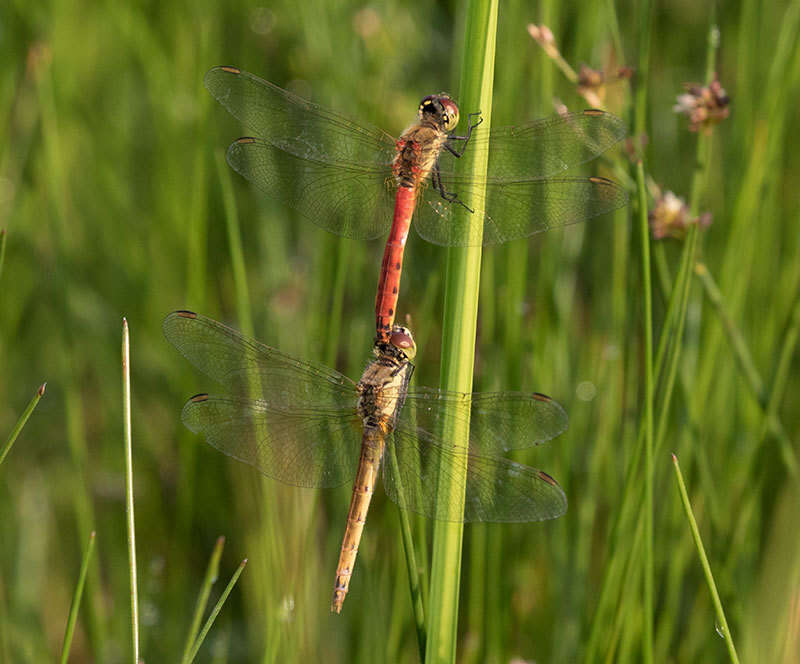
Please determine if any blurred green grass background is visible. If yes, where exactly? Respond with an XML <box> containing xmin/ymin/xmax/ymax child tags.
<box><xmin>1</xmin><ymin>0</ymin><xmax>799</xmax><ymax>662</ymax></box>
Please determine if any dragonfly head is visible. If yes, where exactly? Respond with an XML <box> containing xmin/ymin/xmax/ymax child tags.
<box><xmin>376</xmin><ymin>325</ymin><xmax>417</xmax><ymax>362</ymax></box>
<box><xmin>418</xmin><ymin>94</ymin><xmax>460</xmax><ymax>132</ymax></box>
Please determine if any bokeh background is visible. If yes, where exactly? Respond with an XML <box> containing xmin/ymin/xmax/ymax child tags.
<box><xmin>1</xmin><ymin>0</ymin><xmax>799</xmax><ymax>662</ymax></box>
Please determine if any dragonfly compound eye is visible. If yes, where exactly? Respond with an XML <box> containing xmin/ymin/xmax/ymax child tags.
<box><xmin>389</xmin><ymin>327</ymin><xmax>417</xmax><ymax>360</ymax></box>
<box><xmin>439</xmin><ymin>97</ymin><xmax>460</xmax><ymax>132</ymax></box>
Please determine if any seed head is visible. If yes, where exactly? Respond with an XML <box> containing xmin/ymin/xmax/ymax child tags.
<box><xmin>649</xmin><ymin>189</ymin><xmax>712</xmax><ymax>240</ymax></box>
<box><xmin>673</xmin><ymin>74</ymin><xmax>730</xmax><ymax>133</ymax></box>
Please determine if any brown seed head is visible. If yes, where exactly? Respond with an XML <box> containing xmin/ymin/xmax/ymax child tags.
<box><xmin>673</xmin><ymin>74</ymin><xmax>730</xmax><ymax>133</ymax></box>
<box><xmin>649</xmin><ymin>189</ymin><xmax>712</xmax><ymax>240</ymax></box>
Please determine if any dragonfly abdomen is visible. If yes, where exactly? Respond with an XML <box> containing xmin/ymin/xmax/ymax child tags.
<box><xmin>374</xmin><ymin>187</ymin><xmax>418</xmax><ymax>340</ymax></box>
<box><xmin>331</xmin><ymin>428</ymin><xmax>386</xmax><ymax>613</ymax></box>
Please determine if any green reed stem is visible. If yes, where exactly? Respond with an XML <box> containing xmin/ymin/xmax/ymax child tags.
<box><xmin>0</xmin><ymin>382</ymin><xmax>45</xmax><ymax>467</ymax></box>
<box><xmin>633</xmin><ymin>0</ymin><xmax>654</xmax><ymax>147</ymax></box>
<box><xmin>122</xmin><ymin>319</ymin><xmax>140</xmax><ymax>664</ymax></box>
<box><xmin>426</xmin><ymin>1</ymin><xmax>496</xmax><ymax>661</ymax></box>
<box><xmin>386</xmin><ymin>431</ymin><xmax>426</xmax><ymax>660</ymax></box>
<box><xmin>671</xmin><ymin>454</ymin><xmax>741</xmax><ymax>664</ymax></box>
<box><xmin>396</xmin><ymin>497</ymin><xmax>427</xmax><ymax>661</ymax></box>
<box><xmin>186</xmin><ymin>559</ymin><xmax>248</xmax><ymax>663</ymax></box>
<box><xmin>636</xmin><ymin>160</ymin><xmax>654</xmax><ymax>664</ymax></box>
<box><xmin>60</xmin><ymin>531</ymin><xmax>96</xmax><ymax>664</ymax></box>
<box><xmin>633</xmin><ymin>0</ymin><xmax>655</xmax><ymax>654</ymax></box>
<box><xmin>181</xmin><ymin>536</ymin><xmax>226</xmax><ymax>664</ymax></box>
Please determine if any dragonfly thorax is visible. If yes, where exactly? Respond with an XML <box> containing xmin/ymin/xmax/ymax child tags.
<box><xmin>392</xmin><ymin>124</ymin><xmax>449</xmax><ymax>189</ymax></box>
<box><xmin>357</xmin><ymin>327</ymin><xmax>416</xmax><ymax>430</ymax></box>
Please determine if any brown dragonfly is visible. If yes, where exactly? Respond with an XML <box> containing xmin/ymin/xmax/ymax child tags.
<box><xmin>164</xmin><ymin>311</ymin><xmax>568</xmax><ymax>612</ymax></box>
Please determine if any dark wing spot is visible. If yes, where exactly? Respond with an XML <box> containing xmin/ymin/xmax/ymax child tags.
<box><xmin>538</xmin><ymin>470</ymin><xmax>558</xmax><ymax>486</ymax></box>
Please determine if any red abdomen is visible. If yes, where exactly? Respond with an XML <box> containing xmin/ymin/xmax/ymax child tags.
<box><xmin>375</xmin><ymin>186</ymin><xmax>417</xmax><ymax>341</ymax></box>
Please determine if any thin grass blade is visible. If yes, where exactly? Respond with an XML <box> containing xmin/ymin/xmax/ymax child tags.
<box><xmin>671</xmin><ymin>454</ymin><xmax>741</xmax><ymax>664</ymax></box>
<box><xmin>122</xmin><ymin>318</ymin><xmax>140</xmax><ymax>663</ymax></box>
<box><xmin>186</xmin><ymin>559</ymin><xmax>248</xmax><ymax>664</ymax></box>
<box><xmin>181</xmin><ymin>536</ymin><xmax>226</xmax><ymax>664</ymax></box>
<box><xmin>0</xmin><ymin>382</ymin><xmax>46</xmax><ymax>467</ymax></box>
<box><xmin>59</xmin><ymin>532</ymin><xmax>96</xmax><ymax>664</ymax></box>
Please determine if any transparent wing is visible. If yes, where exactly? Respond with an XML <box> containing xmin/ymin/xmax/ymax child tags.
<box><xmin>163</xmin><ymin>311</ymin><xmax>358</xmax><ymax>411</ymax></box>
<box><xmin>182</xmin><ymin>394</ymin><xmax>362</xmax><ymax>488</ymax></box>
<box><xmin>399</xmin><ymin>388</ymin><xmax>568</xmax><ymax>454</ymax></box>
<box><xmin>383</xmin><ymin>425</ymin><xmax>566</xmax><ymax>522</ymax></box>
<box><xmin>226</xmin><ymin>138</ymin><xmax>395</xmax><ymax>240</ymax></box>
<box><xmin>415</xmin><ymin>175</ymin><xmax>628</xmax><ymax>246</ymax></box>
<box><xmin>439</xmin><ymin>109</ymin><xmax>627</xmax><ymax>180</ymax></box>
<box><xmin>204</xmin><ymin>66</ymin><xmax>397</xmax><ymax>166</ymax></box>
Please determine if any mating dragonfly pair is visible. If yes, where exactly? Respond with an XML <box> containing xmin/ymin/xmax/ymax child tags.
<box><xmin>165</xmin><ymin>66</ymin><xmax>627</xmax><ymax>612</ymax></box>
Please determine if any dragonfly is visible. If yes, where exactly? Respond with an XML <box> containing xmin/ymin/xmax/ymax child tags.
<box><xmin>163</xmin><ymin>310</ymin><xmax>569</xmax><ymax>613</ymax></box>
<box><xmin>204</xmin><ymin>66</ymin><xmax>628</xmax><ymax>342</ymax></box>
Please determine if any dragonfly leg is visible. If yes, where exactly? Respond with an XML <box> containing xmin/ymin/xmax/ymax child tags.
<box><xmin>444</xmin><ymin>111</ymin><xmax>483</xmax><ymax>158</ymax></box>
<box><xmin>432</xmin><ymin>163</ymin><xmax>475</xmax><ymax>214</ymax></box>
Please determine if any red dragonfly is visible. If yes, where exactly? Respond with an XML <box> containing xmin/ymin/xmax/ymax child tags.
<box><xmin>205</xmin><ymin>67</ymin><xmax>627</xmax><ymax>340</ymax></box>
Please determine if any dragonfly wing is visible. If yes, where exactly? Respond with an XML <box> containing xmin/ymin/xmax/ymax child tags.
<box><xmin>205</xmin><ymin>66</ymin><xmax>397</xmax><ymax>167</ymax></box>
<box><xmin>226</xmin><ymin>138</ymin><xmax>394</xmax><ymax>240</ymax></box>
<box><xmin>163</xmin><ymin>311</ymin><xmax>358</xmax><ymax>411</ymax></box>
<box><xmin>399</xmin><ymin>387</ymin><xmax>568</xmax><ymax>453</ymax></box>
<box><xmin>383</xmin><ymin>425</ymin><xmax>567</xmax><ymax>522</ymax></box>
<box><xmin>182</xmin><ymin>394</ymin><xmax>362</xmax><ymax>488</ymax></box>
<box><xmin>437</xmin><ymin>109</ymin><xmax>627</xmax><ymax>180</ymax></box>
<box><xmin>415</xmin><ymin>175</ymin><xmax>628</xmax><ymax>246</ymax></box>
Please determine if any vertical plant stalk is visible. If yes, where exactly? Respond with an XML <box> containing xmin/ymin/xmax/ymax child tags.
<box><xmin>671</xmin><ymin>454</ymin><xmax>741</xmax><ymax>664</ymax></box>
<box><xmin>0</xmin><ymin>382</ymin><xmax>46</xmax><ymax>466</ymax></box>
<box><xmin>395</xmin><ymin>477</ymin><xmax>427</xmax><ymax>660</ymax></box>
<box><xmin>426</xmin><ymin>1</ymin><xmax>497</xmax><ymax>662</ymax></box>
<box><xmin>636</xmin><ymin>160</ymin><xmax>655</xmax><ymax>663</ymax></box>
<box><xmin>122</xmin><ymin>319</ymin><xmax>140</xmax><ymax>664</ymax></box>
<box><xmin>633</xmin><ymin>0</ymin><xmax>654</xmax><ymax>147</ymax></box>
<box><xmin>181</xmin><ymin>536</ymin><xmax>226</xmax><ymax>664</ymax></box>
<box><xmin>633</xmin><ymin>0</ymin><xmax>655</xmax><ymax>655</ymax></box>
<box><xmin>60</xmin><ymin>531</ymin><xmax>96</xmax><ymax>664</ymax></box>
<box><xmin>386</xmin><ymin>437</ymin><xmax>426</xmax><ymax>659</ymax></box>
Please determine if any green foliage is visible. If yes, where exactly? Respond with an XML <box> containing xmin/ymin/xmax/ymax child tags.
<box><xmin>1</xmin><ymin>0</ymin><xmax>799</xmax><ymax>662</ymax></box>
